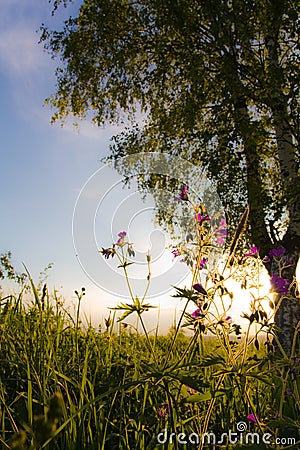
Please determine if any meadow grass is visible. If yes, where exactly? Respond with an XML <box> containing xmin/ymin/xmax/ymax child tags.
<box><xmin>0</xmin><ymin>278</ymin><xmax>299</xmax><ymax>450</ymax></box>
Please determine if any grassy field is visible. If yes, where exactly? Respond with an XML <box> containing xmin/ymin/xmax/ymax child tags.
<box><xmin>0</xmin><ymin>278</ymin><xmax>299</xmax><ymax>450</ymax></box>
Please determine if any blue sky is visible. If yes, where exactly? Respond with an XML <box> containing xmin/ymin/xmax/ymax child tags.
<box><xmin>0</xmin><ymin>1</ymin><xmax>120</xmax><ymax>316</ymax></box>
<box><xmin>0</xmin><ymin>0</ymin><xmax>190</xmax><ymax>330</ymax></box>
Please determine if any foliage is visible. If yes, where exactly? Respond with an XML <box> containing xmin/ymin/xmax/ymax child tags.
<box><xmin>0</xmin><ymin>252</ymin><xmax>27</xmax><ymax>286</ymax></box>
<box><xmin>42</xmin><ymin>0</ymin><xmax>299</xmax><ymax>247</ymax></box>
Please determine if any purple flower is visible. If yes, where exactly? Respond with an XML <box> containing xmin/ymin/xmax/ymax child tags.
<box><xmin>196</xmin><ymin>214</ymin><xmax>210</xmax><ymax>223</ymax></box>
<box><xmin>218</xmin><ymin>228</ymin><xmax>228</xmax><ymax>237</ymax></box>
<box><xmin>269</xmin><ymin>247</ymin><xmax>285</xmax><ymax>258</ymax></box>
<box><xmin>225</xmin><ymin>316</ymin><xmax>232</xmax><ymax>324</ymax></box>
<box><xmin>219</xmin><ymin>218</ymin><xmax>227</xmax><ymax>228</ymax></box>
<box><xmin>156</xmin><ymin>404</ymin><xmax>169</xmax><ymax>418</ymax></box>
<box><xmin>193</xmin><ymin>283</ymin><xmax>208</xmax><ymax>296</ymax></box>
<box><xmin>216</xmin><ymin>228</ymin><xmax>228</xmax><ymax>245</ymax></box>
<box><xmin>247</xmin><ymin>413</ymin><xmax>259</xmax><ymax>424</ymax></box>
<box><xmin>199</xmin><ymin>257</ymin><xmax>208</xmax><ymax>270</ymax></box>
<box><xmin>214</xmin><ymin>219</ymin><xmax>228</xmax><ymax>245</ymax></box>
<box><xmin>174</xmin><ymin>184</ymin><xmax>189</xmax><ymax>201</ymax></box>
<box><xmin>270</xmin><ymin>274</ymin><xmax>289</xmax><ymax>295</ymax></box>
<box><xmin>286</xmin><ymin>258</ymin><xmax>292</xmax><ymax>265</ymax></box>
<box><xmin>171</xmin><ymin>249</ymin><xmax>180</xmax><ymax>261</ymax></box>
<box><xmin>117</xmin><ymin>231</ymin><xmax>126</xmax><ymax>244</ymax></box>
<box><xmin>192</xmin><ymin>307</ymin><xmax>202</xmax><ymax>318</ymax></box>
<box><xmin>245</xmin><ymin>246</ymin><xmax>260</xmax><ymax>257</ymax></box>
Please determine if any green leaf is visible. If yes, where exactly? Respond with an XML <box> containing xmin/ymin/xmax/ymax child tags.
<box><xmin>171</xmin><ymin>286</ymin><xmax>198</xmax><ymax>301</ymax></box>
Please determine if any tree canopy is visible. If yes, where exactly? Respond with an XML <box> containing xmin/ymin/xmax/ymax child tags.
<box><xmin>42</xmin><ymin>0</ymin><xmax>300</xmax><ymax>350</ymax></box>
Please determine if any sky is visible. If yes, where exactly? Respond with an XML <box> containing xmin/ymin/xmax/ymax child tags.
<box><xmin>1</xmin><ymin>0</ymin><xmax>295</xmax><ymax>333</ymax></box>
<box><xmin>0</xmin><ymin>0</ymin><xmax>191</xmax><ymax>331</ymax></box>
<box><xmin>0</xmin><ymin>0</ymin><xmax>125</xmax><ymax>319</ymax></box>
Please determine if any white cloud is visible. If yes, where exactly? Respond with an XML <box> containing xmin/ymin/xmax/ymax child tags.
<box><xmin>0</xmin><ymin>2</ymin><xmax>125</xmax><ymax>137</ymax></box>
<box><xmin>0</xmin><ymin>26</ymin><xmax>47</xmax><ymax>76</ymax></box>
<box><xmin>54</xmin><ymin>117</ymin><xmax>126</xmax><ymax>140</ymax></box>
<box><xmin>0</xmin><ymin>0</ymin><xmax>56</xmax><ymax>118</ymax></box>
<box><xmin>0</xmin><ymin>0</ymin><xmax>54</xmax><ymax>75</ymax></box>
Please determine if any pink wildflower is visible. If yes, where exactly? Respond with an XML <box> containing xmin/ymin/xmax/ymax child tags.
<box><xmin>270</xmin><ymin>274</ymin><xmax>289</xmax><ymax>295</ymax></box>
<box><xmin>269</xmin><ymin>247</ymin><xmax>285</xmax><ymax>258</ymax></box>
<box><xmin>171</xmin><ymin>249</ymin><xmax>180</xmax><ymax>261</ymax></box>
<box><xmin>196</xmin><ymin>214</ymin><xmax>210</xmax><ymax>223</ymax></box>
<box><xmin>245</xmin><ymin>246</ymin><xmax>260</xmax><ymax>257</ymax></box>
<box><xmin>192</xmin><ymin>307</ymin><xmax>202</xmax><ymax>318</ymax></box>
<box><xmin>214</xmin><ymin>218</ymin><xmax>228</xmax><ymax>245</ymax></box>
<box><xmin>199</xmin><ymin>257</ymin><xmax>208</xmax><ymax>269</ymax></box>
<box><xmin>117</xmin><ymin>231</ymin><xmax>126</xmax><ymax>244</ymax></box>
<box><xmin>174</xmin><ymin>184</ymin><xmax>189</xmax><ymax>201</ymax></box>
<box><xmin>247</xmin><ymin>413</ymin><xmax>259</xmax><ymax>424</ymax></box>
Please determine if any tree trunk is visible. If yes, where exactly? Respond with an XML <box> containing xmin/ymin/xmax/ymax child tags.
<box><xmin>225</xmin><ymin>7</ymin><xmax>300</xmax><ymax>354</ymax></box>
<box><xmin>232</xmin><ymin>96</ymin><xmax>300</xmax><ymax>355</ymax></box>
<box><xmin>271</xmin><ymin>258</ymin><xmax>300</xmax><ymax>356</ymax></box>
<box><xmin>264</xmin><ymin>18</ymin><xmax>300</xmax><ymax>355</ymax></box>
